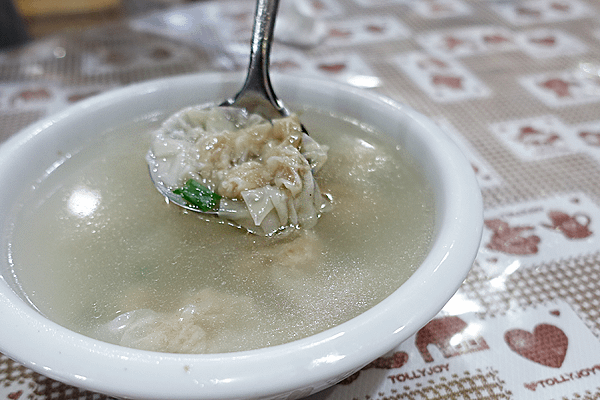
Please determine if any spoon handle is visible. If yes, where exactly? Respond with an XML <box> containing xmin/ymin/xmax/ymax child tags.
<box><xmin>225</xmin><ymin>0</ymin><xmax>289</xmax><ymax>119</ymax></box>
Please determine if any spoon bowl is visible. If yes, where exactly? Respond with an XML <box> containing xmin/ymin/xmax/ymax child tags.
<box><xmin>148</xmin><ymin>0</ymin><xmax>291</xmax><ymax>220</ymax></box>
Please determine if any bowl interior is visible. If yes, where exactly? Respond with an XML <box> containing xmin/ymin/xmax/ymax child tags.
<box><xmin>0</xmin><ymin>72</ymin><xmax>482</xmax><ymax>400</ymax></box>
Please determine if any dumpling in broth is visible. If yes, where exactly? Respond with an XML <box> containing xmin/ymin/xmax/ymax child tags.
<box><xmin>147</xmin><ymin>106</ymin><xmax>331</xmax><ymax>236</ymax></box>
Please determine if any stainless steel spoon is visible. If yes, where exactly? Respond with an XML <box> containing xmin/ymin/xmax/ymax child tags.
<box><xmin>149</xmin><ymin>0</ymin><xmax>292</xmax><ymax>215</ymax></box>
<box><xmin>221</xmin><ymin>0</ymin><xmax>290</xmax><ymax>119</ymax></box>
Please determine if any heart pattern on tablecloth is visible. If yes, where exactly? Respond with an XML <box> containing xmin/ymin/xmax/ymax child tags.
<box><xmin>504</xmin><ymin>323</ymin><xmax>568</xmax><ymax>368</ymax></box>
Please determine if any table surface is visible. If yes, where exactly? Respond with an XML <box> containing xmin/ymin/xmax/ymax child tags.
<box><xmin>2</xmin><ymin>0</ymin><xmax>600</xmax><ymax>399</ymax></box>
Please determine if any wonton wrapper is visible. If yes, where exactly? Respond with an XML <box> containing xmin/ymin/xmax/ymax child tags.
<box><xmin>148</xmin><ymin>106</ymin><xmax>331</xmax><ymax>235</ymax></box>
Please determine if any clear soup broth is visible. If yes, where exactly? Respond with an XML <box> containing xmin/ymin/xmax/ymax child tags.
<box><xmin>6</xmin><ymin>108</ymin><xmax>435</xmax><ymax>354</ymax></box>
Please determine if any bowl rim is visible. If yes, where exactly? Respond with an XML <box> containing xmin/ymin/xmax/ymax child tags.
<box><xmin>0</xmin><ymin>72</ymin><xmax>483</xmax><ymax>399</ymax></box>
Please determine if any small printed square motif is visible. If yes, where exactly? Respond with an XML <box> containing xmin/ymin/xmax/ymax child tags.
<box><xmin>570</xmin><ymin>120</ymin><xmax>600</xmax><ymax>162</ymax></box>
<box><xmin>410</xmin><ymin>0</ymin><xmax>472</xmax><ymax>19</ymax></box>
<box><xmin>492</xmin><ymin>0</ymin><xmax>596</xmax><ymax>26</ymax></box>
<box><xmin>488</xmin><ymin>115</ymin><xmax>574</xmax><ymax>160</ymax></box>
<box><xmin>270</xmin><ymin>50</ymin><xmax>379</xmax><ymax>88</ymax></box>
<box><xmin>0</xmin><ymin>83</ymin><xmax>116</xmax><ymax>116</ymax></box>
<box><xmin>515</xmin><ymin>28</ymin><xmax>588</xmax><ymax>59</ymax></box>
<box><xmin>416</xmin><ymin>26</ymin><xmax>517</xmax><ymax>58</ymax></box>
<box><xmin>324</xmin><ymin>16</ymin><xmax>411</xmax><ymax>47</ymax></box>
<box><xmin>519</xmin><ymin>69</ymin><xmax>600</xmax><ymax>108</ymax></box>
<box><xmin>478</xmin><ymin>193</ymin><xmax>600</xmax><ymax>276</ymax></box>
<box><xmin>392</xmin><ymin>52</ymin><xmax>491</xmax><ymax>103</ymax></box>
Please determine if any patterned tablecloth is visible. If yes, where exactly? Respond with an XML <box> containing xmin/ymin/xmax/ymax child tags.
<box><xmin>2</xmin><ymin>0</ymin><xmax>600</xmax><ymax>398</ymax></box>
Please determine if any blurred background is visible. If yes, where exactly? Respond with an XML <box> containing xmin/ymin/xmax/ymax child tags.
<box><xmin>4</xmin><ymin>0</ymin><xmax>197</xmax><ymax>44</ymax></box>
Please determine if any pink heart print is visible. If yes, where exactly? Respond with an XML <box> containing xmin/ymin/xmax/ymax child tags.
<box><xmin>504</xmin><ymin>324</ymin><xmax>568</xmax><ymax>368</ymax></box>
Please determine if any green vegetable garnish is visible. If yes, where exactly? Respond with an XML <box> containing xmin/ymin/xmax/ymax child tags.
<box><xmin>172</xmin><ymin>179</ymin><xmax>221</xmax><ymax>212</ymax></box>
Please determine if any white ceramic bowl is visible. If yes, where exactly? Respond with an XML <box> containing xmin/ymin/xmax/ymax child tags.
<box><xmin>0</xmin><ymin>73</ymin><xmax>482</xmax><ymax>400</ymax></box>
